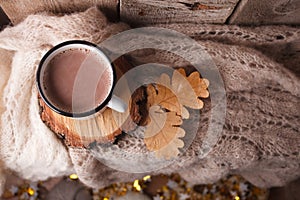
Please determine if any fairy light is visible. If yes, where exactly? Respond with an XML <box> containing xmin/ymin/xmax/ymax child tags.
<box><xmin>1</xmin><ymin>174</ymin><xmax>267</xmax><ymax>199</ymax></box>
<box><xmin>143</xmin><ymin>175</ymin><xmax>151</xmax><ymax>181</ymax></box>
<box><xmin>27</xmin><ymin>187</ymin><xmax>35</xmax><ymax>196</ymax></box>
<box><xmin>133</xmin><ymin>180</ymin><xmax>142</xmax><ymax>191</ymax></box>
<box><xmin>69</xmin><ymin>174</ymin><xmax>79</xmax><ymax>180</ymax></box>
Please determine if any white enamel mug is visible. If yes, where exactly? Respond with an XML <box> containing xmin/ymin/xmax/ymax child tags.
<box><xmin>36</xmin><ymin>40</ymin><xmax>127</xmax><ymax>118</ymax></box>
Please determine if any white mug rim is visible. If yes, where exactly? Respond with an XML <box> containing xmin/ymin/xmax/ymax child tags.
<box><xmin>36</xmin><ymin>40</ymin><xmax>117</xmax><ymax>118</ymax></box>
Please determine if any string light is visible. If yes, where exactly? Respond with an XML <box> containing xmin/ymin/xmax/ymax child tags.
<box><xmin>1</xmin><ymin>175</ymin><xmax>268</xmax><ymax>199</ymax></box>
<box><xmin>69</xmin><ymin>174</ymin><xmax>79</xmax><ymax>180</ymax></box>
<box><xmin>27</xmin><ymin>187</ymin><xmax>35</xmax><ymax>196</ymax></box>
<box><xmin>143</xmin><ymin>175</ymin><xmax>151</xmax><ymax>181</ymax></box>
<box><xmin>133</xmin><ymin>180</ymin><xmax>142</xmax><ymax>191</ymax></box>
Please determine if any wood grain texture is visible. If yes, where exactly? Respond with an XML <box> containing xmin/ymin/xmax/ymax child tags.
<box><xmin>229</xmin><ymin>0</ymin><xmax>300</xmax><ymax>25</ymax></box>
<box><xmin>39</xmin><ymin>96</ymin><xmax>122</xmax><ymax>147</ymax></box>
<box><xmin>0</xmin><ymin>0</ymin><xmax>118</xmax><ymax>24</ymax></box>
<box><xmin>120</xmin><ymin>0</ymin><xmax>239</xmax><ymax>26</ymax></box>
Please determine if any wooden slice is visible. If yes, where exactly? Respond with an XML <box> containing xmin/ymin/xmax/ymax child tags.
<box><xmin>39</xmin><ymin>56</ymin><xmax>148</xmax><ymax>147</ymax></box>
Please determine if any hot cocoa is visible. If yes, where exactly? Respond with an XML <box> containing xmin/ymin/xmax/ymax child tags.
<box><xmin>42</xmin><ymin>47</ymin><xmax>113</xmax><ymax>114</ymax></box>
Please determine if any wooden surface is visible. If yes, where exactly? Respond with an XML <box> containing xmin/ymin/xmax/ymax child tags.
<box><xmin>0</xmin><ymin>0</ymin><xmax>118</xmax><ymax>24</ymax></box>
<box><xmin>0</xmin><ymin>0</ymin><xmax>239</xmax><ymax>25</ymax></box>
<box><xmin>120</xmin><ymin>0</ymin><xmax>239</xmax><ymax>25</ymax></box>
<box><xmin>1</xmin><ymin>0</ymin><xmax>299</xmax><ymax>26</ymax></box>
<box><xmin>229</xmin><ymin>0</ymin><xmax>300</xmax><ymax>25</ymax></box>
<box><xmin>39</xmin><ymin>96</ymin><xmax>122</xmax><ymax>147</ymax></box>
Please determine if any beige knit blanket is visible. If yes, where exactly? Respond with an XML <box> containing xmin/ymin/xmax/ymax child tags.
<box><xmin>0</xmin><ymin>7</ymin><xmax>299</xmax><ymax>194</ymax></box>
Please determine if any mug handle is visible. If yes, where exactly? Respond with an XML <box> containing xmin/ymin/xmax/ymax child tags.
<box><xmin>107</xmin><ymin>95</ymin><xmax>127</xmax><ymax>113</ymax></box>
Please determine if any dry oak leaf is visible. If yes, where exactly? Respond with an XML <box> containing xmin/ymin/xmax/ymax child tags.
<box><xmin>177</xmin><ymin>68</ymin><xmax>209</xmax><ymax>99</ymax></box>
<box><xmin>144</xmin><ymin>69</ymin><xmax>209</xmax><ymax>158</ymax></box>
<box><xmin>157</xmin><ymin>69</ymin><xmax>209</xmax><ymax>118</ymax></box>
<box><xmin>146</xmin><ymin>82</ymin><xmax>182</xmax><ymax>115</ymax></box>
<box><xmin>144</xmin><ymin>105</ymin><xmax>185</xmax><ymax>159</ymax></box>
<box><xmin>145</xmin><ymin>84</ymin><xmax>184</xmax><ymax>159</ymax></box>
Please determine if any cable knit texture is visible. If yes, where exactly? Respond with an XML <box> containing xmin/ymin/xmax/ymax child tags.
<box><xmin>0</xmin><ymin>7</ymin><xmax>299</xmax><ymax>193</ymax></box>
